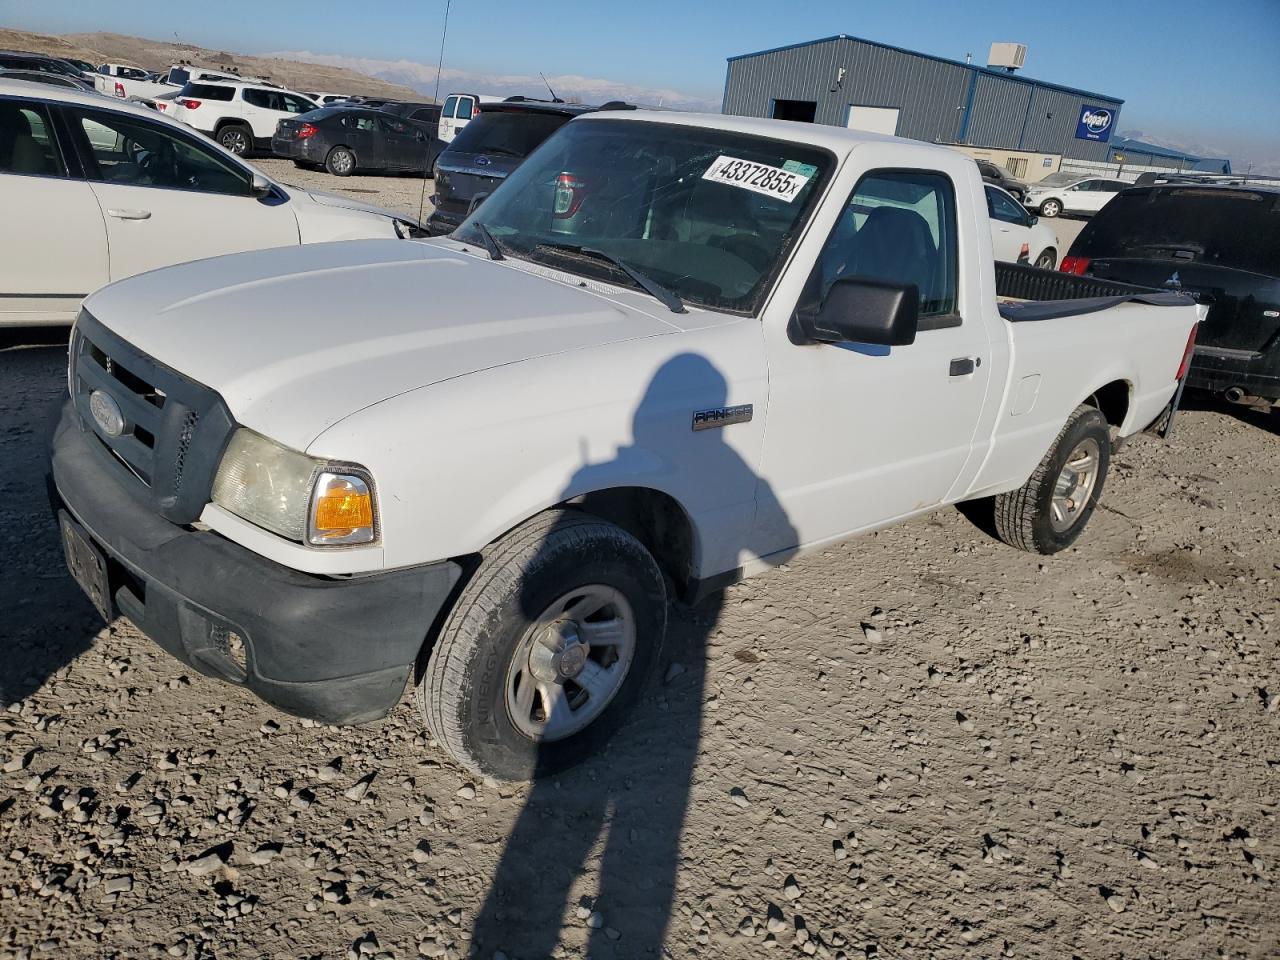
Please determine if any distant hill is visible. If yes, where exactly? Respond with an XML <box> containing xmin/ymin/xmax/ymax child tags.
<box><xmin>0</xmin><ymin>27</ymin><xmax>425</xmax><ymax>100</ymax></box>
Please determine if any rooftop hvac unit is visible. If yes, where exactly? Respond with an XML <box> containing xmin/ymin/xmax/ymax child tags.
<box><xmin>987</xmin><ymin>43</ymin><xmax>1027</xmax><ymax>72</ymax></box>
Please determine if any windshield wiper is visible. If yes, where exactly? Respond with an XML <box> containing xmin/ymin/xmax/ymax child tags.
<box><xmin>473</xmin><ymin>222</ymin><xmax>505</xmax><ymax>261</ymax></box>
<box><xmin>534</xmin><ymin>241</ymin><xmax>686</xmax><ymax>314</ymax></box>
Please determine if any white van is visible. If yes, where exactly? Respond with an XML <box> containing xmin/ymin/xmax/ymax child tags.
<box><xmin>437</xmin><ymin>92</ymin><xmax>503</xmax><ymax>142</ymax></box>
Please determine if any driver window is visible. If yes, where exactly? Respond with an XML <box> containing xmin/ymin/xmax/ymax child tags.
<box><xmin>71</xmin><ymin>109</ymin><xmax>252</xmax><ymax>197</ymax></box>
<box><xmin>815</xmin><ymin>170</ymin><xmax>959</xmax><ymax>320</ymax></box>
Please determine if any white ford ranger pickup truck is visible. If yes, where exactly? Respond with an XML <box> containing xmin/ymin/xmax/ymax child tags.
<box><xmin>48</xmin><ymin>112</ymin><xmax>1202</xmax><ymax>780</ymax></box>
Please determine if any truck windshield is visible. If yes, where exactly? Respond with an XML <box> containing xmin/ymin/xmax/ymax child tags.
<box><xmin>1076</xmin><ymin>188</ymin><xmax>1280</xmax><ymax>277</ymax></box>
<box><xmin>453</xmin><ymin>118</ymin><xmax>834</xmax><ymax>314</ymax></box>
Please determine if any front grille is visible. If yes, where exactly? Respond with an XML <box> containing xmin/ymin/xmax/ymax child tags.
<box><xmin>70</xmin><ymin>311</ymin><xmax>237</xmax><ymax>524</ymax></box>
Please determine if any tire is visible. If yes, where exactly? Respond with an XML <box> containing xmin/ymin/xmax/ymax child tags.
<box><xmin>1039</xmin><ymin>198</ymin><xmax>1062</xmax><ymax>218</ymax></box>
<box><xmin>994</xmin><ymin>404</ymin><xmax>1110</xmax><ymax>555</ymax></box>
<box><xmin>216</xmin><ymin>123</ymin><xmax>251</xmax><ymax>156</ymax></box>
<box><xmin>418</xmin><ymin>510</ymin><xmax>667</xmax><ymax>781</ymax></box>
<box><xmin>1034</xmin><ymin>248</ymin><xmax>1057</xmax><ymax>270</ymax></box>
<box><xmin>325</xmin><ymin>145</ymin><xmax>356</xmax><ymax>177</ymax></box>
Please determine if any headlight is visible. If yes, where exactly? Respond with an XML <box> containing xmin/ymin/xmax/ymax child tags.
<box><xmin>211</xmin><ymin>429</ymin><xmax>377</xmax><ymax>546</ymax></box>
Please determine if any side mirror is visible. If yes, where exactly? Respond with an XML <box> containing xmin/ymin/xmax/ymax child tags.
<box><xmin>250</xmin><ymin>172</ymin><xmax>273</xmax><ymax>199</ymax></box>
<box><xmin>467</xmin><ymin>191</ymin><xmax>490</xmax><ymax>215</ymax></box>
<box><xmin>1028</xmin><ymin>215</ymin><xmax>1039</xmax><ymax>226</ymax></box>
<box><xmin>792</xmin><ymin>277</ymin><xmax>919</xmax><ymax>347</ymax></box>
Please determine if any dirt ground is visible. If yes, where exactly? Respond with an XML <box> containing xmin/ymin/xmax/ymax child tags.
<box><xmin>1</xmin><ymin>165</ymin><xmax>1277</xmax><ymax>960</ymax></box>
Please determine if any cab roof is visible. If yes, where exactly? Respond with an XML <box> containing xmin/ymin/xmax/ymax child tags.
<box><xmin>577</xmin><ymin>109</ymin><xmax>965</xmax><ymax>162</ymax></box>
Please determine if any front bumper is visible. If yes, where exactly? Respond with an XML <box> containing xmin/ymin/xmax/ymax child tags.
<box><xmin>49</xmin><ymin>398</ymin><xmax>461</xmax><ymax>724</ymax></box>
<box><xmin>425</xmin><ymin>206</ymin><xmax>464</xmax><ymax>237</ymax></box>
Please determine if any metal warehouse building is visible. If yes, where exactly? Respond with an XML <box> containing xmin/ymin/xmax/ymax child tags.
<box><xmin>723</xmin><ymin>35</ymin><xmax>1124</xmax><ymax>164</ymax></box>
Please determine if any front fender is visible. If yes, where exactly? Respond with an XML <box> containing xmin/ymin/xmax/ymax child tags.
<box><xmin>307</xmin><ymin>322</ymin><xmax>769</xmax><ymax>577</ymax></box>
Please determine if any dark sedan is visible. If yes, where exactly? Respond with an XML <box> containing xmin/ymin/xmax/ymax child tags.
<box><xmin>426</xmin><ymin>99</ymin><xmax>632</xmax><ymax>236</ymax></box>
<box><xmin>272</xmin><ymin>107</ymin><xmax>444</xmax><ymax>177</ymax></box>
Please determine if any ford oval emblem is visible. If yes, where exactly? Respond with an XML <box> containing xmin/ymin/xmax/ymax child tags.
<box><xmin>89</xmin><ymin>390</ymin><xmax>125</xmax><ymax>438</ymax></box>
<box><xmin>475</xmin><ymin>155</ymin><xmax>490</xmax><ymax>166</ymax></box>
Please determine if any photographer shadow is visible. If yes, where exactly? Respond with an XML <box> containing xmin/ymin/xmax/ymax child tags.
<box><xmin>468</xmin><ymin>352</ymin><xmax>797</xmax><ymax>958</ymax></box>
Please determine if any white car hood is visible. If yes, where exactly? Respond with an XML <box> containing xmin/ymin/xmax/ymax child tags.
<box><xmin>300</xmin><ymin>187</ymin><xmax>417</xmax><ymax>227</ymax></box>
<box><xmin>83</xmin><ymin>239</ymin><xmax>680</xmax><ymax>450</ymax></box>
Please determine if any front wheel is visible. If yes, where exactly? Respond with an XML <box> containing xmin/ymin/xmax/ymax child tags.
<box><xmin>1039</xmin><ymin>198</ymin><xmax>1062</xmax><ymax>218</ymax></box>
<box><xmin>1034</xmin><ymin>248</ymin><xmax>1057</xmax><ymax>270</ymax></box>
<box><xmin>994</xmin><ymin>405</ymin><xmax>1111</xmax><ymax>554</ymax></box>
<box><xmin>418</xmin><ymin>511</ymin><xmax>667</xmax><ymax>781</ymax></box>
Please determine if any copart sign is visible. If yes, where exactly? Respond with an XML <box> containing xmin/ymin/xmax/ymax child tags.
<box><xmin>1075</xmin><ymin>105</ymin><xmax>1115</xmax><ymax>142</ymax></box>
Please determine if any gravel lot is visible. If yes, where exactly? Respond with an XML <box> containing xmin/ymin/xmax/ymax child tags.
<box><xmin>1</xmin><ymin>164</ymin><xmax>1277</xmax><ymax>960</ymax></box>
<box><xmin>256</xmin><ymin>157</ymin><xmax>437</xmax><ymax>222</ymax></box>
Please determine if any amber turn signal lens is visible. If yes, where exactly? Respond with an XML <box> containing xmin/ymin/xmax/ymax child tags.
<box><xmin>309</xmin><ymin>472</ymin><xmax>376</xmax><ymax>545</ymax></box>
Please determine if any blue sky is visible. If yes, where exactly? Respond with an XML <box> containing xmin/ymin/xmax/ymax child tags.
<box><xmin>9</xmin><ymin>0</ymin><xmax>1279</xmax><ymax>167</ymax></box>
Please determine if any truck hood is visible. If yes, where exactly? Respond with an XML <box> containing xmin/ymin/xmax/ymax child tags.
<box><xmin>82</xmin><ymin>239</ymin><xmax>680</xmax><ymax>450</ymax></box>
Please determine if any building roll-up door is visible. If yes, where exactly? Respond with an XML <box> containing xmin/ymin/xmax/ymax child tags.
<box><xmin>846</xmin><ymin>105</ymin><xmax>899</xmax><ymax>136</ymax></box>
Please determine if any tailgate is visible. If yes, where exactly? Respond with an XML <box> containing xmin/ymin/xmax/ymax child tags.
<box><xmin>1086</xmin><ymin>259</ymin><xmax>1280</xmax><ymax>354</ymax></box>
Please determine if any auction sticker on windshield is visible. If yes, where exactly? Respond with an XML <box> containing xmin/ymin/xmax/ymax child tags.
<box><xmin>702</xmin><ymin>155</ymin><xmax>811</xmax><ymax>202</ymax></box>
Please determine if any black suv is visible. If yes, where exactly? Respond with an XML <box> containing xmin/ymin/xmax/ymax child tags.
<box><xmin>1064</xmin><ymin>183</ymin><xmax>1280</xmax><ymax>406</ymax></box>
<box><xmin>426</xmin><ymin>99</ymin><xmax>633</xmax><ymax>236</ymax></box>
<box><xmin>975</xmin><ymin>159</ymin><xmax>1028</xmax><ymax>202</ymax></box>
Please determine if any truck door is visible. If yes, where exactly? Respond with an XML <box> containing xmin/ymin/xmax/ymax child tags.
<box><xmin>754</xmin><ymin>168</ymin><xmax>992</xmax><ymax>552</ymax></box>
<box><xmin>438</xmin><ymin>96</ymin><xmax>458</xmax><ymax>142</ymax></box>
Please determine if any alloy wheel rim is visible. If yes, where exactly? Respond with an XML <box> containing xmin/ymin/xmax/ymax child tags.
<box><xmin>333</xmin><ymin>151</ymin><xmax>353</xmax><ymax>173</ymax></box>
<box><xmin>505</xmin><ymin>585</ymin><xmax>636</xmax><ymax>742</ymax></box>
<box><xmin>1051</xmin><ymin>437</ymin><xmax>1101</xmax><ymax>532</ymax></box>
<box><xmin>223</xmin><ymin>130</ymin><xmax>246</xmax><ymax>153</ymax></box>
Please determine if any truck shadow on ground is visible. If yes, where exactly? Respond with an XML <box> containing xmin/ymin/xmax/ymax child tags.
<box><xmin>466</xmin><ymin>353</ymin><xmax>796</xmax><ymax>959</ymax></box>
<box><xmin>0</xmin><ymin>336</ymin><xmax>103</xmax><ymax>709</ymax></box>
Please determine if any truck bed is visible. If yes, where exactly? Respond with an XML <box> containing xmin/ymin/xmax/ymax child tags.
<box><xmin>995</xmin><ymin>261</ymin><xmax>1192</xmax><ymax>322</ymax></box>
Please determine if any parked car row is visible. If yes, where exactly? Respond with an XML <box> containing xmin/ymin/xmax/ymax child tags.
<box><xmin>0</xmin><ymin>80</ymin><xmax>424</xmax><ymax>327</ymax></box>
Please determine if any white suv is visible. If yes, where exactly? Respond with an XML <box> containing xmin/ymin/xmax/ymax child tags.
<box><xmin>169</xmin><ymin>80</ymin><xmax>317</xmax><ymax>155</ymax></box>
<box><xmin>1022</xmin><ymin>175</ymin><xmax>1130</xmax><ymax>218</ymax></box>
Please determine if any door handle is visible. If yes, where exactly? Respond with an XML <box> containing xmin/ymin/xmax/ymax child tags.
<box><xmin>106</xmin><ymin>208</ymin><xmax>152</xmax><ymax>220</ymax></box>
<box><xmin>949</xmin><ymin>357</ymin><xmax>980</xmax><ymax>376</ymax></box>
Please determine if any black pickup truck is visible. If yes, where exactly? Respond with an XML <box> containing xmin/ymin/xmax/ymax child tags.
<box><xmin>1063</xmin><ymin>183</ymin><xmax>1280</xmax><ymax>408</ymax></box>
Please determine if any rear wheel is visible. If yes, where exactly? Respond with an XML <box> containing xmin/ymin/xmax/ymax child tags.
<box><xmin>1034</xmin><ymin>248</ymin><xmax>1057</xmax><ymax>270</ymax></box>
<box><xmin>418</xmin><ymin>511</ymin><xmax>667</xmax><ymax>781</ymax></box>
<box><xmin>325</xmin><ymin>145</ymin><xmax>356</xmax><ymax>177</ymax></box>
<box><xmin>994</xmin><ymin>405</ymin><xmax>1110</xmax><ymax>554</ymax></box>
<box><xmin>216</xmin><ymin>123</ymin><xmax>251</xmax><ymax>156</ymax></box>
<box><xmin>1039</xmin><ymin>198</ymin><xmax>1062</xmax><ymax>218</ymax></box>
